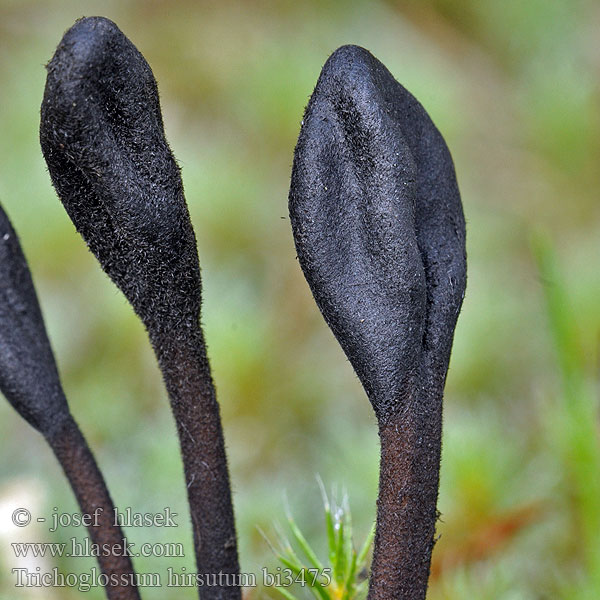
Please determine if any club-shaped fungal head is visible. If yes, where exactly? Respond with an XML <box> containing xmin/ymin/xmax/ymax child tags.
<box><xmin>0</xmin><ymin>205</ymin><xmax>69</xmax><ymax>436</ymax></box>
<box><xmin>40</xmin><ymin>17</ymin><xmax>201</xmax><ymax>338</ymax></box>
<box><xmin>289</xmin><ymin>46</ymin><xmax>466</xmax><ymax>421</ymax></box>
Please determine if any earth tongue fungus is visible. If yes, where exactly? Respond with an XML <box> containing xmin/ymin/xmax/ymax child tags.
<box><xmin>289</xmin><ymin>45</ymin><xmax>467</xmax><ymax>600</ymax></box>
<box><xmin>0</xmin><ymin>204</ymin><xmax>140</xmax><ymax>600</ymax></box>
<box><xmin>40</xmin><ymin>17</ymin><xmax>239</xmax><ymax>599</ymax></box>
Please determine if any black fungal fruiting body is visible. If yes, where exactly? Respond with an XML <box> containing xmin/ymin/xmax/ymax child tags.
<box><xmin>40</xmin><ymin>17</ymin><xmax>240</xmax><ymax>599</ymax></box>
<box><xmin>40</xmin><ymin>17</ymin><xmax>199</xmax><ymax>335</ymax></box>
<box><xmin>0</xmin><ymin>205</ymin><xmax>140</xmax><ymax>600</ymax></box>
<box><xmin>289</xmin><ymin>46</ymin><xmax>466</xmax><ymax>600</ymax></box>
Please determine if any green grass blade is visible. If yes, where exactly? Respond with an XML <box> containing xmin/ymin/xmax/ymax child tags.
<box><xmin>342</xmin><ymin>494</ymin><xmax>354</xmax><ymax>578</ymax></box>
<box><xmin>334</xmin><ymin>514</ymin><xmax>346</xmax><ymax>584</ymax></box>
<box><xmin>276</xmin><ymin>556</ymin><xmax>330</xmax><ymax>600</ymax></box>
<box><xmin>342</xmin><ymin>549</ymin><xmax>358</xmax><ymax>600</ymax></box>
<box><xmin>356</xmin><ymin>523</ymin><xmax>375</xmax><ymax>568</ymax></box>
<box><xmin>318</xmin><ymin>476</ymin><xmax>337</xmax><ymax>566</ymax></box>
<box><xmin>285</xmin><ymin>510</ymin><xmax>325</xmax><ymax>571</ymax></box>
<box><xmin>273</xmin><ymin>520</ymin><xmax>307</xmax><ymax>568</ymax></box>
<box><xmin>273</xmin><ymin>585</ymin><xmax>300</xmax><ymax>600</ymax></box>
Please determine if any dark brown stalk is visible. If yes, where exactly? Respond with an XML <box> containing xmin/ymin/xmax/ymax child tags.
<box><xmin>369</xmin><ymin>393</ymin><xmax>443</xmax><ymax>599</ymax></box>
<box><xmin>152</xmin><ymin>329</ymin><xmax>240</xmax><ymax>598</ymax></box>
<box><xmin>48</xmin><ymin>416</ymin><xmax>141</xmax><ymax>600</ymax></box>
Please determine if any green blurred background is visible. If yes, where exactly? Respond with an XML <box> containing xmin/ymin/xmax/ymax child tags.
<box><xmin>0</xmin><ymin>1</ymin><xmax>599</xmax><ymax>598</ymax></box>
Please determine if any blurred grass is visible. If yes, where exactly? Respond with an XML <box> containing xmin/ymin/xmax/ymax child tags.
<box><xmin>531</xmin><ymin>232</ymin><xmax>600</xmax><ymax>599</ymax></box>
<box><xmin>0</xmin><ymin>1</ymin><xmax>598</xmax><ymax>598</ymax></box>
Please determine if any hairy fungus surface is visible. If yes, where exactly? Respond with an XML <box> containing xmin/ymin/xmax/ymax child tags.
<box><xmin>40</xmin><ymin>16</ymin><xmax>201</xmax><ymax>338</ymax></box>
<box><xmin>289</xmin><ymin>45</ymin><xmax>466</xmax><ymax>422</ymax></box>
<box><xmin>289</xmin><ymin>45</ymin><xmax>466</xmax><ymax>599</ymax></box>
<box><xmin>0</xmin><ymin>204</ymin><xmax>68</xmax><ymax>435</ymax></box>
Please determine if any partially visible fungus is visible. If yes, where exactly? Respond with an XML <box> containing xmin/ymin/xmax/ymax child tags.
<box><xmin>0</xmin><ymin>203</ymin><xmax>140</xmax><ymax>600</ymax></box>
<box><xmin>0</xmin><ymin>205</ymin><xmax>67</xmax><ymax>436</ymax></box>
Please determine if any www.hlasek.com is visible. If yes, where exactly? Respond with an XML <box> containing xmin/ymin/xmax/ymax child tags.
<box><xmin>12</xmin><ymin>537</ymin><xmax>183</xmax><ymax>559</ymax></box>
<box><xmin>13</xmin><ymin>567</ymin><xmax>333</xmax><ymax>592</ymax></box>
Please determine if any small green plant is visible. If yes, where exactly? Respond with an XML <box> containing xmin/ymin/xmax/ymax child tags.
<box><xmin>263</xmin><ymin>482</ymin><xmax>375</xmax><ymax>600</ymax></box>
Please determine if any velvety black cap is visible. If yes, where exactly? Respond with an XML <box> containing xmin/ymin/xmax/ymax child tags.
<box><xmin>0</xmin><ymin>205</ymin><xmax>68</xmax><ymax>435</ymax></box>
<box><xmin>289</xmin><ymin>45</ymin><xmax>466</xmax><ymax>420</ymax></box>
<box><xmin>40</xmin><ymin>17</ymin><xmax>201</xmax><ymax>335</ymax></box>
